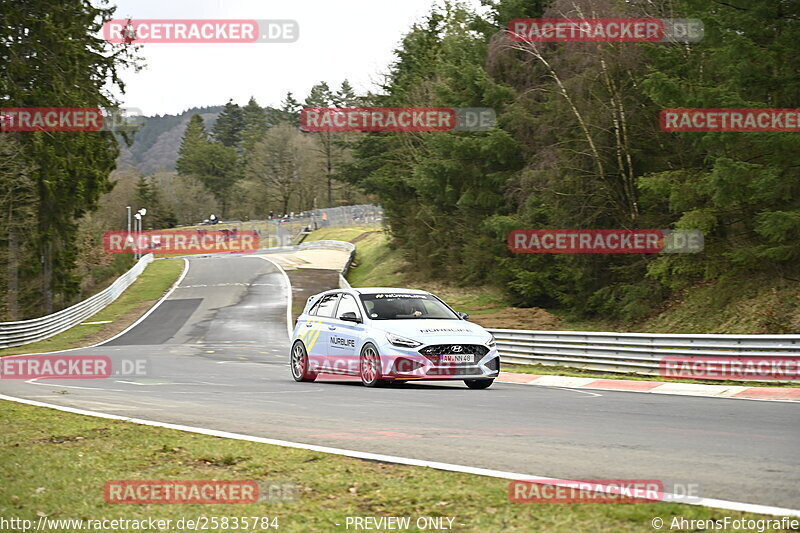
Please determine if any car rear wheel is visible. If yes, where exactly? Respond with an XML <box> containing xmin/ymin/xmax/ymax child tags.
<box><xmin>464</xmin><ymin>379</ymin><xmax>494</xmax><ymax>389</ymax></box>
<box><xmin>360</xmin><ymin>343</ymin><xmax>390</xmax><ymax>387</ymax></box>
<box><xmin>291</xmin><ymin>341</ymin><xmax>316</xmax><ymax>382</ymax></box>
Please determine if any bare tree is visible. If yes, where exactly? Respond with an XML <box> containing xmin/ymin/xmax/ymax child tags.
<box><xmin>247</xmin><ymin>124</ymin><xmax>316</xmax><ymax>215</ymax></box>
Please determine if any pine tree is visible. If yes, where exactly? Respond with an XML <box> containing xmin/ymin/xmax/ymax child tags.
<box><xmin>0</xmin><ymin>0</ymin><xmax>139</xmax><ymax>315</ymax></box>
<box><xmin>176</xmin><ymin>114</ymin><xmax>209</xmax><ymax>177</ymax></box>
<box><xmin>269</xmin><ymin>92</ymin><xmax>302</xmax><ymax>125</ymax></box>
<box><xmin>213</xmin><ymin>99</ymin><xmax>244</xmax><ymax>147</ymax></box>
<box><xmin>334</xmin><ymin>80</ymin><xmax>359</xmax><ymax>107</ymax></box>
<box><xmin>134</xmin><ymin>176</ymin><xmax>177</xmax><ymax>229</ymax></box>
<box><xmin>241</xmin><ymin>97</ymin><xmax>269</xmax><ymax>156</ymax></box>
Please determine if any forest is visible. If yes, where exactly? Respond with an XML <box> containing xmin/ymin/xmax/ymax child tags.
<box><xmin>1</xmin><ymin>0</ymin><xmax>798</xmax><ymax>325</ymax></box>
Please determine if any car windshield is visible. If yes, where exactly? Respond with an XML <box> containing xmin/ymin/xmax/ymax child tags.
<box><xmin>359</xmin><ymin>293</ymin><xmax>458</xmax><ymax>320</ymax></box>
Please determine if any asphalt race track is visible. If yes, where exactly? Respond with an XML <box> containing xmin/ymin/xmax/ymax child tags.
<box><xmin>1</xmin><ymin>254</ymin><xmax>798</xmax><ymax>510</ymax></box>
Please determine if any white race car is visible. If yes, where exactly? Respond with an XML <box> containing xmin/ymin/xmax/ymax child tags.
<box><xmin>290</xmin><ymin>287</ymin><xmax>499</xmax><ymax>388</ymax></box>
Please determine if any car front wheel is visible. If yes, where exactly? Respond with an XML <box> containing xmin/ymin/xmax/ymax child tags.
<box><xmin>291</xmin><ymin>341</ymin><xmax>316</xmax><ymax>382</ymax></box>
<box><xmin>360</xmin><ymin>343</ymin><xmax>390</xmax><ymax>387</ymax></box>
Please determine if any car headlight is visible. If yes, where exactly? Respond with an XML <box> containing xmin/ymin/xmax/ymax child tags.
<box><xmin>386</xmin><ymin>332</ymin><xmax>422</xmax><ymax>348</ymax></box>
<box><xmin>486</xmin><ymin>334</ymin><xmax>497</xmax><ymax>348</ymax></box>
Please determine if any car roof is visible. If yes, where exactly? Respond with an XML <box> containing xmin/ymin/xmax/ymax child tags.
<box><xmin>352</xmin><ymin>287</ymin><xmax>431</xmax><ymax>295</ymax></box>
<box><xmin>309</xmin><ymin>287</ymin><xmax>432</xmax><ymax>299</ymax></box>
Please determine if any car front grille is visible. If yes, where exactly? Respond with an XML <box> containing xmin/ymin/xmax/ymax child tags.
<box><xmin>419</xmin><ymin>344</ymin><xmax>490</xmax><ymax>357</ymax></box>
<box><xmin>426</xmin><ymin>366</ymin><xmax>482</xmax><ymax>376</ymax></box>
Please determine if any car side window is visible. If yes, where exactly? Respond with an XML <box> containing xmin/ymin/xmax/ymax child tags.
<box><xmin>335</xmin><ymin>294</ymin><xmax>362</xmax><ymax>320</ymax></box>
<box><xmin>314</xmin><ymin>293</ymin><xmax>340</xmax><ymax>318</ymax></box>
<box><xmin>308</xmin><ymin>298</ymin><xmax>323</xmax><ymax>315</ymax></box>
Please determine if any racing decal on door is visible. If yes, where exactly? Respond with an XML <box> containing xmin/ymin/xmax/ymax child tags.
<box><xmin>299</xmin><ymin>320</ymin><xmax>324</xmax><ymax>351</ymax></box>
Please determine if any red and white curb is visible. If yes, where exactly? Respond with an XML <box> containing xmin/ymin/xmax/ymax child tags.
<box><xmin>497</xmin><ymin>372</ymin><xmax>800</xmax><ymax>402</ymax></box>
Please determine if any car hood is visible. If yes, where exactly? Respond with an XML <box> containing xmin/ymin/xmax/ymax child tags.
<box><xmin>372</xmin><ymin>319</ymin><xmax>490</xmax><ymax>343</ymax></box>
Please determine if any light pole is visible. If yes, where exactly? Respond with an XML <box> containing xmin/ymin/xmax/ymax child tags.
<box><xmin>126</xmin><ymin>206</ymin><xmax>132</xmax><ymax>253</ymax></box>
<box><xmin>136</xmin><ymin>208</ymin><xmax>147</xmax><ymax>260</ymax></box>
<box><xmin>133</xmin><ymin>212</ymin><xmax>141</xmax><ymax>260</ymax></box>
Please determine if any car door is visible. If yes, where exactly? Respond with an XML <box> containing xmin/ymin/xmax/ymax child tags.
<box><xmin>327</xmin><ymin>293</ymin><xmax>365</xmax><ymax>375</ymax></box>
<box><xmin>301</xmin><ymin>292</ymin><xmax>340</xmax><ymax>373</ymax></box>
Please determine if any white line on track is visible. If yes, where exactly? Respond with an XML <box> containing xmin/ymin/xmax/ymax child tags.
<box><xmin>551</xmin><ymin>387</ymin><xmax>603</xmax><ymax>397</ymax></box>
<box><xmin>255</xmin><ymin>255</ymin><xmax>293</xmax><ymax>339</ymax></box>
<box><xmin>24</xmin><ymin>379</ymin><xmax>125</xmax><ymax>392</ymax></box>
<box><xmin>1</xmin><ymin>394</ymin><xmax>797</xmax><ymax>518</ymax></box>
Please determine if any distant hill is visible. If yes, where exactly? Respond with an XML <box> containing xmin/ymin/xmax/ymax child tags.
<box><xmin>116</xmin><ymin>106</ymin><xmax>224</xmax><ymax>174</ymax></box>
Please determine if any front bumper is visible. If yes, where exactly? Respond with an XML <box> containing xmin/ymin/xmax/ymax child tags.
<box><xmin>375</xmin><ymin>343</ymin><xmax>500</xmax><ymax>381</ymax></box>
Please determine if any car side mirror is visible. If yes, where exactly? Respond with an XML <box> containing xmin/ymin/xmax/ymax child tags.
<box><xmin>457</xmin><ymin>312</ymin><xmax>470</xmax><ymax>320</ymax></box>
<box><xmin>339</xmin><ymin>311</ymin><xmax>361</xmax><ymax>323</ymax></box>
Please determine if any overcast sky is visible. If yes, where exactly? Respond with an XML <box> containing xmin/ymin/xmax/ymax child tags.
<box><xmin>104</xmin><ymin>0</ymin><xmax>484</xmax><ymax>117</ymax></box>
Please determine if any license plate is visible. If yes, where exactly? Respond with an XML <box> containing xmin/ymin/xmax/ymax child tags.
<box><xmin>441</xmin><ymin>354</ymin><xmax>473</xmax><ymax>364</ymax></box>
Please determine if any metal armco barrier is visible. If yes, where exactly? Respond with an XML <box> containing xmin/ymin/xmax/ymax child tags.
<box><xmin>486</xmin><ymin>328</ymin><xmax>800</xmax><ymax>376</ymax></box>
<box><xmin>0</xmin><ymin>254</ymin><xmax>155</xmax><ymax>349</ymax></box>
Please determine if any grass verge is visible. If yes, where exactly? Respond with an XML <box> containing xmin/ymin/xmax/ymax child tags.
<box><xmin>0</xmin><ymin>401</ymin><xmax>787</xmax><ymax>533</ymax></box>
<box><xmin>0</xmin><ymin>258</ymin><xmax>184</xmax><ymax>357</ymax></box>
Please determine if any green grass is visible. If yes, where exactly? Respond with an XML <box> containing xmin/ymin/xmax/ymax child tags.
<box><xmin>0</xmin><ymin>258</ymin><xmax>184</xmax><ymax>357</ymax></box>
<box><xmin>0</xmin><ymin>401</ymin><xmax>787</xmax><ymax>533</ymax></box>
<box><xmin>639</xmin><ymin>277</ymin><xmax>800</xmax><ymax>334</ymax></box>
<box><xmin>305</xmin><ymin>227</ymin><xmax>377</xmax><ymax>243</ymax></box>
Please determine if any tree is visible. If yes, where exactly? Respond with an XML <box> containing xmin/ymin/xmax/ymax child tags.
<box><xmin>0</xmin><ymin>0</ymin><xmax>140</xmax><ymax>315</ymax></box>
<box><xmin>639</xmin><ymin>0</ymin><xmax>800</xmax><ymax>283</ymax></box>
<box><xmin>134</xmin><ymin>175</ymin><xmax>177</xmax><ymax>229</ymax></box>
<box><xmin>0</xmin><ymin>135</ymin><xmax>39</xmax><ymax>319</ymax></box>
<box><xmin>304</xmin><ymin>81</ymin><xmax>341</xmax><ymax>206</ymax></box>
<box><xmin>240</xmin><ymin>97</ymin><xmax>269</xmax><ymax>156</ymax></box>
<box><xmin>176</xmin><ymin>112</ymin><xmax>241</xmax><ymax>217</ymax></box>
<box><xmin>176</xmin><ymin>114</ymin><xmax>209</xmax><ymax>172</ymax></box>
<box><xmin>334</xmin><ymin>80</ymin><xmax>359</xmax><ymax>107</ymax></box>
<box><xmin>212</xmin><ymin>99</ymin><xmax>244</xmax><ymax>147</ymax></box>
<box><xmin>268</xmin><ymin>92</ymin><xmax>301</xmax><ymax>125</ymax></box>
<box><xmin>247</xmin><ymin>124</ymin><xmax>314</xmax><ymax>215</ymax></box>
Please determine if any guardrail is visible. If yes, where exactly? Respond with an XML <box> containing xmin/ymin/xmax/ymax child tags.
<box><xmin>486</xmin><ymin>328</ymin><xmax>800</xmax><ymax>376</ymax></box>
<box><xmin>0</xmin><ymin>254</ymin><xmax>155</xmax><ymax>349</ymax></box>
